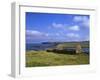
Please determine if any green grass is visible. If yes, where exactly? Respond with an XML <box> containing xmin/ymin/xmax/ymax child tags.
<box><xmin>26</xmin><ymin>50</ymin><xmax>89</xmax><ymax>67</ymax></box>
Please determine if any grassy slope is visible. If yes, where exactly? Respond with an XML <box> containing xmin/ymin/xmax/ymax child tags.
<box><xmin>26</xmin><ymin>50</ymin><xmax>89</xmax><ymax>67</ymax></box>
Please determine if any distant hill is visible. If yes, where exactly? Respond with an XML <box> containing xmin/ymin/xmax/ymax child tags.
<box><xmin>42</xmin><ymin>41</ymin><xmax>89</xmax><ymax>49</ymax></box>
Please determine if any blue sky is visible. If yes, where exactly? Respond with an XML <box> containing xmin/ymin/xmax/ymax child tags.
<box><xmin>26</xmin><ymin>12</ymin><xmax>89</xmax><ymax>43</ymax></box>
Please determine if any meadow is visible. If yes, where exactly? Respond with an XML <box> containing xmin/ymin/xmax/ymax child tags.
<box><xmin>26</xmin><ymin>41</ymin><xmax>89</xmax><ymax>67</ymax></box>
<box><xmin>26</xmin><ymin>50</ymin><xmax>89</xmax><ymax>67</ymax></box>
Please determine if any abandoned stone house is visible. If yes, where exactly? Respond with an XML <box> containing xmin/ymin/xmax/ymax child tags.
<box><xmin>76</xmin><ymin>44</ymin><xmax>82</xmax><ymax>54</ymax></box>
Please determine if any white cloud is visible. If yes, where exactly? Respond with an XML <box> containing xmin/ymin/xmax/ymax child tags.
<box><xmin>82</xmin><ymin>19</ymin><xmax>89</xmax><ymax>27</ymax></box>
<box><xmin>66</xmin><ymin>33</ymin><xmax>80</xmax><ymax>38</ymax></box>
<box><xmin>73</xmin><ymin>16</ymin><xmax>88</xmax><ymax>22</ymax></box>
<box><xmin>52</xmin><ymin>22</ymin><xmax>65</xmax><ymax>28</ymax></box>
<box><xmin>26</xmin><ymin>30</ymin><xmax>43</xmax><ymax>37</ymax></box>
<box><xmin>73</xmin><ymin>16</ymin><xmax>89</xmax><ymax>27</ymax></box>
<box><xmin>45</xmin><ymin>33</ymin><xmax>60</xmax><ymax>37</ymax></box>
<box><xmin>69</xmin><ymin>25</ymin><xmax>80</xmax><ymax>31</ymax></box>
<box><xmin>26</xmin><ymin>30</ymin><xmax>48</xmax><ymax>38</ymax></box>
<box><xmin>73</xmin><ymin>16</ymin><xmax>83</xmax><ymax>22</ymax></box>
<box><xmin>26</xmin><ymin>30</ymin><xmax>42</xmax><ymax>35</ymax></box>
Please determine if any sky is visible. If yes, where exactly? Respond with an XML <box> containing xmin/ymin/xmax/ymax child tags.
<box><xmin>26</xmin><ymin>12</ymin><xmax>90</xmax><ymax>43</ymax></box>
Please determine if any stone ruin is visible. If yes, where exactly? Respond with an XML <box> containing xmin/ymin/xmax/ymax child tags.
<box><xmin>76</xmin><ymin>43</ymin><xmax>82</xmax><ymax>54</ymax></box>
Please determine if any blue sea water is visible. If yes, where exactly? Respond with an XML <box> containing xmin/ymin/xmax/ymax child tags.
<box><xmin>26</xmin><ymin>43</ymin><xmax>56</xmax><ymax>51</ymax></box>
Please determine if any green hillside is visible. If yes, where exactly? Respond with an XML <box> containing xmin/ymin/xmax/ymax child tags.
<box><xmin>26</xmin><ymin>50</ymin><xmax>89</xmax><ymax>67</ymax></box>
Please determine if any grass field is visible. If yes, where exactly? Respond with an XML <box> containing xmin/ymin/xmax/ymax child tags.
<box><xmin>26</xmin><ymin>50</ymin><xmax>89</xmax><ymax>67</ymax></box>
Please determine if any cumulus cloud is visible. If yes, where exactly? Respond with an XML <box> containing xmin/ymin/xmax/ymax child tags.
<box><xmin>52</xmin><ymin>22</ymin><xmax>65</xmax><ymax>28</ymax></box>
<box><xmin>66</xmin><ymin>33</ymin><xmax>80</xmax><ymax>38</ymax></box>
<box><xmin>26</xmin><ymin>30</ymin><xmax>43</xmax><ymax>36</ymax></box>
<box><xmin>73</xmin><ymin>16</ymin><xmax>89</xmax><ymax>27</ymax></box>
<box><xmin>73</xmin><ymin>16</ymin><xmax>88</xmax><ymax>22</ymax></box>
<box><xmin>68</xmin><ymin>25</ymin><xmax>80</xmax><ymax>31</ymax></box>
<box><xmin>82</xmin><ymin>19</ymin><xmax>89</xmax><ymax>27</ymax></box>
<box><xmin>73</xmin><ymin>16</ymin><xmax>83</xmax><ymax>22</ymax></box>
<box><xmin>26</xmin><ymin>30</ymin><xmax>48</xmax><ymax>39</ymax></box>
